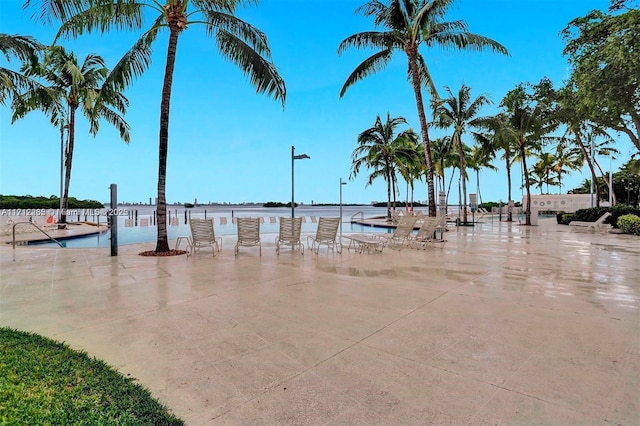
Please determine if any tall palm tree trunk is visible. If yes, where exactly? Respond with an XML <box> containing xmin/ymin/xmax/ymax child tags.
<box><xmin>457</xmin><ymin>139</ymin><xmax>468</xmax><ymax>223</ymax></box>
<box><xmin>505</xmin><ymin>156</ymin><xmax>513</xmax><ymax>222</ymax></box>
<box><xmin>386</xmin><ymin>168</ymin><xmax>392</xmax><ymax>221</ymax></box>
<box><xmin>407</xmin><ymin>48</ymin><xmax>436</xmax><ymax>217</ymax></box>
<box><xmin>575</xmin><ymin>133</ymin><xmax>601</xmax><ymax>206</ymax></box>
<box><xmin>61</xmin><ymin>107</ymin><xmax>76</xmax><ymax>224</ymax></box>
<box><xmin>521</xmin><ymin>144</ymin><xmax>532</xmax><ymax>225</ymax></box>
<box><xmin>392</xmin><ymin>173</ymin><xmax>398</xmax><ymax>212</ymax></box>
<box><xmin>155</xmin><ymin>28</ymin><xmax>180</xmax><ymax>252</ymax></box>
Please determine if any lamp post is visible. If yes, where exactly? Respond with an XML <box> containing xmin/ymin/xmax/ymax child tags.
<box><xmin>339</xmin><ymin>178</ymin><xmax>347</xmax><ymax>238</ymax></box>
<box><xmin>291</xmin><ymin>146</ymin><xmax>310</xmax><ymax>218</ymax></box>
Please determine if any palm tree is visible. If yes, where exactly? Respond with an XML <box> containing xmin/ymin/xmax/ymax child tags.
<box><xmin>430</xmin><ymin>135</ymin><xmax>455</xmax><ymax>212</ymax></box>
<box><xmin>26</xmin><ymin>0</ymin><xmax>287</xmax><ymax>253</ymax></box>
<box><xmin>350</xmin><ymin>113</ymin><xmax>419</xmax><ymax>221</ymax></box>
<box><xmin>12</xmin><ymin>45</ymin><xmax>130</xmax><ymax>223</ymax></box>
<box><xmin>399</xmin><ymin>140</ymin><xmax>427</xmax><ymax>210</ymax></box>
<box><xmin>531</xmin><ymin>152</ymin><xmax>558</xmax><ymax>194</ymax></box>
<box><xmin>499</xmin><ymin>85</ymin><xmax>557</xmax><ymax>225</ymax></box>
<box><xmin>338</xmin><ymin>0</ymin><xmax>508</xmax><ymax>217</ymax></box>
<box><xmin>467</xmin><ymin>144</ymin><xmax>498</xmax><ymax>207</ymax></box>
<box><xmin>432</xmin><ymin>83</ymin><xmax>491</xmax><ymax>223</ymax></box>
<box><xmin>551</xmin><ymin>141</ymin><xmax>582</xmax><ymax>195</ymax></box>
<box><xmin>0</xmin><ymin>33</ymin><xmax>43</xmax><ymax>104</ymax></box>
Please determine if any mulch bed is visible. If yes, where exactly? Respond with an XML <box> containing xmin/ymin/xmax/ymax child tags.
<box><xmin>138</xmin><ymin>250</ymin><xmax>188</xmax><ymax>257</ymax></box>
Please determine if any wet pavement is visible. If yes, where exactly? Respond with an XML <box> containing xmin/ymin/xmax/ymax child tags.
<box><xmin>1</xmin><ymin>218</ymin><xmax>638</xmax><ymax>425</ymax></box>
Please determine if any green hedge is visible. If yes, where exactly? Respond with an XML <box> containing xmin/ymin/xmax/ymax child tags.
<box><xmin>558</xmin><ymin>205</ymin><xmax>640</xmax><ymax>228</ymax></box>
<box><xmin>617</xmin><ymin>214</ymin><xmax>640</xmax><ymax>235</ymax></box>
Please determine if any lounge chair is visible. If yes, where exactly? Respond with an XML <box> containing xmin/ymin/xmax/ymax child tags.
<box><xmin>380</xmin><ymin>215</ymin><xmax>418</xmax><ymax>250</ymax></box>
<box><xmin>235</xmin><ymin>217</ymin><xmax>261</xmax><ymax>256</ymax></box>
<box><xmin>188</xmin><ymin>218</ymin><xmax>222</xmax><ymax>257</ymax></box>
<box><xmin>409</xmin><ymin>216</ymin><xmax>445</xmax><ymax>249</ymax></box>
<box><xmin>275</xmin><ymin>217</ymin><xmax>304</xmax><ymax>254</ymax></box>
<box><xmin>343</xmin><ymin>233</ymin><xmax>386</xmax><ymax>253</ymax></box>
<box><xmin>307</xmin><ymin>217</ymin><xmax>341</xmax><ymax>254</ymax></box>
<box><xmin>568</xmin><ymin>212</ymin><xmax>612</xmax><ymax>232</ymax></box>
<box><xmin>390</xmin><ymin>210</ymin><xmax>401</xmax><ymax>224</ymax></box>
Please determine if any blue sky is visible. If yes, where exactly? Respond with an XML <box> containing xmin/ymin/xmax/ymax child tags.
<box><xmin>0</xmin><ymin>0</ymin><xmax>636</xmax><ymax>205</ymax></box>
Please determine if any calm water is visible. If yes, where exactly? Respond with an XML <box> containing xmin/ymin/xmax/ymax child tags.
<box><xmin>35</xmin><ymin>205</ymin><xmax>398</xmax><ymax>248</ymax></box>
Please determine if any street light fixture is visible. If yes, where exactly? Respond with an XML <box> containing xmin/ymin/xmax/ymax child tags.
<box><xmin>339</xmin><ymin>178</ymin><xmax>347</xmax><ymax>238</ymax></box>
<box><xmin>291</xmin><ymin>146</ymin><xmax>310</xmax><ymax>218</ymax></box>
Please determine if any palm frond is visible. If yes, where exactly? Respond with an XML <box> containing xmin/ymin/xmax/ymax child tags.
<box><xmin>0</xmin><ymin>33</ymin><xmax>44</xmax><ymax>62</ymax></box>
<box><xmin>0</xmin><ymin>68</ymin><xmax>45</xmax><ymax>105</ymax></box>
<box><xmin>90</xmin><ymin>104</ymin><xmax>131</xmax><ymax>142</ymax></box>
<box><xmin>11</xmin><ymin>85</ymin><xmax>66</xmax><ymax>126</ymax></box>
<box><xmin>54</xmin><ymin>0</ymin><xmax>145</xmax><ymax>43</ymax></box>
<box><xmin>192</xmin><ymin>0</ymin><xmax>258</xmax><ymax>14</ymax></box>
<box><xmin>338</xmin><ymin>31</ymin><xmax>397</xmax><ymax>55</ymax></box>
<box><xmin>23</xmin><ymin>0</ymin><xmax>88</xmax><ymax>25</ymax></box>
<box><xmin>355</xmin><ymin>1</ymin><xmax>388</xmax><ymax>21</ymax></box>
<box><xmin>202</xmin><ymin>10</ymin><xmax>270</xmax><ymax>57</ymax></box>
<box><xmin>414</xmin><ymin>54</ymin><xmax>438</xmax><ymax>99</ymax></box>
<box><xmin>215</xmin><ymin>29</ymin><xmax>286</xmax><ymax>108</ymax></box>
<box><xmin>102</xmin><ymin>15</ymin><xmax>161</xmax><ymax>93</ymax></box>
<box><xmin>431</xmin><ymin>30</ymin><xmax>509</xmax><ymax>55</ymax></box>
<box><xmin>340</xmin><ymin>49</ymin><xmax>393</xmax><ymax>98</ymax></box>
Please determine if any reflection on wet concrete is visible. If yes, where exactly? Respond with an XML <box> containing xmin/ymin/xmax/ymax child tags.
<box><xmin>1</xmin><ymin>217</ymin><xmax>638</xmax><ymax>425</ymax></box>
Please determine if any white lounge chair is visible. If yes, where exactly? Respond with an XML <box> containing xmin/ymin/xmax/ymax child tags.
<box><xmin>568</xmin><ymin>212</ymin><xmax>612</xmax><ymax>232</ymax></box>
<box><xmin>343</xmin><ymin>233</ymin><xmax>386</xmax><ymax>253</ymax></box>
<box><xmin>275</xmin><ymin>217</ymin><xmax>304</xmax><ymax>254</ymax></box>
<box><xmin>409</xmin><ymin>216</ymin><xmax>444</xmax><ymax>249</ymax></box>
<box><xmin>381</xmin><ymin>215</ymin><xmax>418</xmax><ymax>250</ymax></box>
<box><xmin>188</xmin><ymin>218</ymin><xmax>222</xmax><ymax>257</ymax></box>
<box><xmin>307</xmin><ymin>217</ymin><xmax>341</xmax><ymax>254</ymax></box>
<box><xmin>235</xmin><ymin>217</ymin><xmax>261</xmax><ymax>256</ymax></box>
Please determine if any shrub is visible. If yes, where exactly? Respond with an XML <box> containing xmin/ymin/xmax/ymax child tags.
<box><xmin>558</xmin><ymin>205</ymin><xmax>640</xmax><ymax>227</ymax></box>
<box><xmin>617</xmin><ymin>214</ymin><xmax>640</xmax><ymax>235</ymax></box>
<box><xmin>560</xmin><ymin>213</ymin><xmax>575</xmax><ymax>224</ymax></box>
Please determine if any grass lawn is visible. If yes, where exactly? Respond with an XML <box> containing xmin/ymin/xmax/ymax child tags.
<box><xmin>0</xmin><ymin>327</ymin><xmax>184</xmax><ymax>425</ymax></box>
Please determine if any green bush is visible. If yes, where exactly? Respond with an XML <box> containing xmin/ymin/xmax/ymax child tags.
<box><xmin>558</xmin><ymin>205</ymin><xmax>640</xmax><ymax>228</ymax></box>
<box><xmin>560</xmin><ymin>213</ymin><xmax>575</xmax><ymax>224</ymax></box>
<box><xmin>0</xmin><ymin>327</ymin><xmax>184</xmax><ymax>425</ymax></box>
<box><xmin>617</xmin><ymin>214</ymin><xmax>640</xmax><ymax>235</ymax></box>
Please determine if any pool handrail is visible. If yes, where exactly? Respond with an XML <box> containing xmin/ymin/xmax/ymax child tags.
<box><xmin>12</xmin><ymin>221</ymin><xmax>64</xmax><ymax>250</ymax></box>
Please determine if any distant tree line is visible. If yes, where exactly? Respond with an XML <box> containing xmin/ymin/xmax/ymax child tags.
<box><xmin>0</xmin><ymin>195</ymin><xmax>103</xmax><ymax>209</ymax></box>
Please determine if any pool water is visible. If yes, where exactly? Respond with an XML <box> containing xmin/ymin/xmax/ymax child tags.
<box><xmin>32</xmin><ymin>205</ymin><xmax>394</xmax><ymax>248</ymax></box>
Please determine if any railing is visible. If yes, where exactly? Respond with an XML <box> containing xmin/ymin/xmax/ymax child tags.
<box><xmin>350</xmin><ymin>211</ymin><xmax>364</xmax><ymax>223</ymax></box>
<box><xmin>12</xmin><ymin>222</ymin><xmax>64</xmax><ymax>249</ymax></box>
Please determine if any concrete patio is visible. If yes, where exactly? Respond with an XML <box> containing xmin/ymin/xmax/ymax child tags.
<box><xmin>1</xmin><ymin>218</ymin><xmax>638</xmax><ymax>425</ymax></box>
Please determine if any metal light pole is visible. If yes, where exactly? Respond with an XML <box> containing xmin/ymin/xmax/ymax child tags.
<box><xmin>291</xmin><ymin>146</ymin><xmax>310</xmax><ymax>218</ymax></box>
<box><xmin>339</xmin><ymin>178</ymin><xmax>347</xmax><ymax>238</ymax></box>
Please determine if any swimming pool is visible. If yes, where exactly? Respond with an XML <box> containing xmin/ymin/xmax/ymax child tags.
<box><xmin>31</xmin><ymin>205</ymin><xmax>395</xmax><ymax>248</ymax></box>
